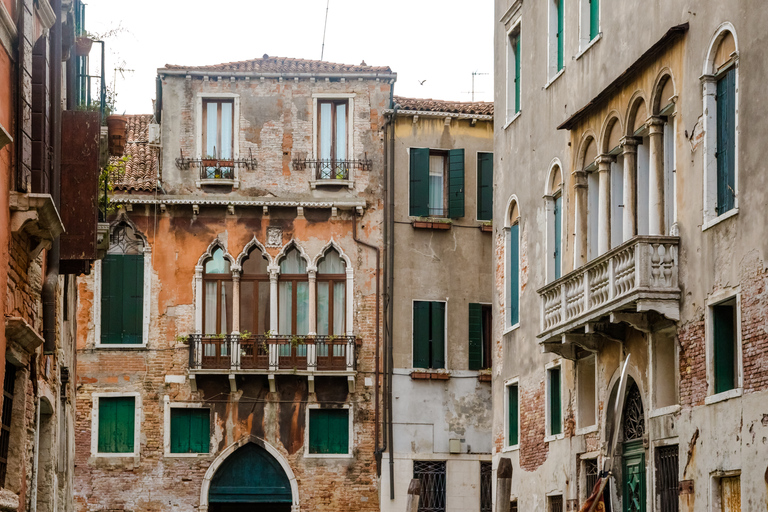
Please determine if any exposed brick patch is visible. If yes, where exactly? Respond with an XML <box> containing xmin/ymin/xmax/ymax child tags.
<box><xmin>519</xmin><ymin>380</ymin><xmax>548</xmax><ymax>471</ymax></box>
<box><xmin>739</xmin><ymin>262</ymin><xmax>768</xmax><ymax>394</ymax></box>
<box><xmin>678</xmin><ymin>317</ymin><xmax>706</xmax><ymax>408</ymax></box>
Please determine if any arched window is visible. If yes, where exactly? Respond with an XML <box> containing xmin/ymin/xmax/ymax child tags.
<box><xmin>101</xmin><ymin>222</ymin><xmax>145</xmax><ymax>344</ymax></box>
<box><xmin>581</xmin><ymin>137</ymin><xmax>598</xmax><ymax>262</ymax></box>
<box><xmin>240</xmin><ymin>248</ymin><xmax>270</xmax><ymax>335</ymax></box>
<box><xmin>506</xmin><ymin>199</ymin><xmax>520</xmax><ymax>328</ymax></box>
<box><xmin>703</xmin><ymin>26</ymin><xmax>738</xmax><ymax>225</ymax></box>
<box><xmin>278</xmin><ymin>247</ymin><xmax>309</xmax><ymax>335</ymax></box>
<box><xmin>546</xmin><ymin>165</ymin><xmax>564</xmax><ymax>282</ymax></box>
<box><xmin>203</xmin><ymin>248</ymin><xmax>232</xmax><ymax>335</ymax></box>
<box><xmin>316</xmin><ymin>249</ymin><xmax>346</xmax><ymax>335</ymax></box>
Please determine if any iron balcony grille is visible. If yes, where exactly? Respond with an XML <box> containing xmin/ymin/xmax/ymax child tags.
<box><xmin>414</xmin><ymin>460</ymin><xmax>446</xmax><ymax>512</ymax></box>
<box><xmin>175</xmin><ymin>148</ymin><xmax>257</xmax><ymax>176</ymax></box>
<box><xmin>480</xmin><ymin>461</ymin><xmax>493</xmax><ymax>512</ymax></box>
<box><xmin>292</xmin><ymin>156</ymin><xmax>372</xmax><ymax>181</ymax></box>
<box><xmin>200</xmin><ymin>164</ymin><xmax>235</xmax><ymax>180</ymax></box>
<box><xmin>655</xmin><ymin>445</ymin><xmax>679</xmax><ymax>512</ymax></box>
<box><xmin>188</xmin><ymin>334</ymin><xmax>356</xmax><ymax>372</ymax></box>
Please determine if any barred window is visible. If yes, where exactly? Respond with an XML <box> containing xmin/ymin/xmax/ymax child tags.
<box><xmin>480</xmin><ymin>461</ymin><xmax>492</xmax><ymax>512</ymax></box>
<box><xmin>584</xmin><ymin>458</ymin><xmax>599</xmax><ymax>499</ymax></box>
<box><xmin>655</xmin><ymin>445</ymin><xmax>679</xmax><ymax>512</ymax></box>
<box><xmin>414</xmin><ymin>460</ymin><xmax>446</xmax><ymax>512</ymax></box>
<box><xmin>548</xmin><ymin>494</ymin><xmax>563</xmax><ymax>512</ymax></box>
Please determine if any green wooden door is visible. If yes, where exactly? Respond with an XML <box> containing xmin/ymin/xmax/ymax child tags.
<box><xmin>623</xmin><ymin>440</ymin><xmax>646</xmax><ymax>512</ymax></box>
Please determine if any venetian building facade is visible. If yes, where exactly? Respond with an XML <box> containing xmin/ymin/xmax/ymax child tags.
<box><xmin>492</xmin><ymin>0</ymin><xmax>767</xmax><ymax>511</ymax></box>
<box><xmin>74</xmin><ymin>57</ymin><xmax>394</xmax><ymax>512</ymax></box>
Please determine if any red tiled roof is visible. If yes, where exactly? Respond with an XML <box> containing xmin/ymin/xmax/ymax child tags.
<box><xmin>394</xmin><ymin>96</ymin><xmax>493</xmax><ymax>116</ymax></box>
<box><xmin>110</xmin><ymin>115</ymin><xmax>158</xmax><ymax>192</ymax></box>
<box><xmin>163</xmin><ymin>55</ymin><xmax>392</xmax><ymax>74</ymax></box>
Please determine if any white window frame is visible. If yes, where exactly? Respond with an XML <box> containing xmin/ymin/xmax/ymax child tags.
<box><xmin>577</xmin><ymin>0</ymin><xmax>600</xmax><ymax>54</ymax></box>
<box><xmin>701</xmin><ymin>24</ymin><xmax>739</xmax><ymax>231</ymax></box>
<box><xmin>704</xmin><ymin>290</ymin><xmax>743</xmax><ymax>405</ymax></box>
<box><xmin>93</xmin><ymin>247</ymin><xmax>152</xmax><ymax>349</ymax></box>
<box><xmin>195</xmin><ymin>92</ymin><xmax>241</xmax><ymax>188</ymax></box>
<box><xmin>304</xmin><ymin>404</ymin><xmax>353</xmax><ymax>459</ymax></box>
<box><xmin>544</xmin><ymin>162</ymin><xmax>565</xmax><ymax>283</ymax></box>
<box><xmin>505</xmin><ymin>18</ymin><xmax>522</xmax><ymax>127</ymax></box>
<box><xmin>547</xmin><ymin>0</ymin><xmax>565</xmax><ymax>81</ymax></box>
<box><xmin>163</xmin><ymin>396</ymin><xmax>212</xmax><ymax>457</ymax></box>
<box><xmin>648</xmin><ymin>329</ymin><xmax>681</xmax><ymax>418</ymax></box>
<box><xmin>91</xmin><ymin>392</ymin><xmax>142</xmax><ymax>458</ymax></box>
<box><xmin>503</xmin><ymin>377</ymin><xmax>520</xmax><ymax>452</ymax></box>
<box><xmin>410</xmin><ymin>298</ymin><xmax>449</xmax><ymax>370</ymax></box>
<box><xmin>311</xmin><ymin>93</ymin><xmax>355</xmax><ymax>189</ymax></box>
<box><xmin>504</xmin><ymin>196</ymin><xmax>521</xmax><ymax>333</ymax></box>
<box><xmin>545</xmin><ymin>360</ymin><xmax>565</xmax><ymax>442</ymax></box>
<box><xmin>575</xmin><ymin>354</ymin><xmax>598</xmax><ymax>435</ymax></box>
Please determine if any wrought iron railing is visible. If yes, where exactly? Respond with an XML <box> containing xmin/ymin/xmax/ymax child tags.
<box><xmin>291</xmin><ymin>156</ymin><xmax>372</xmax><ymax>181</ymax></box>
<box><xmin>188</xmin><ymin>334</ymin><xmax>356</xmax><ymax>372</ymax></box>
<box><xmin>175</xmin><ymin>148</ymin><xmax>257</xmax><ymax>176</ymax></box>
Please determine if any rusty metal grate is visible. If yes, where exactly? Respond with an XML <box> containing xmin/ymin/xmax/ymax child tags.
<box><xmin>414</xmin><ymin>460</ymin><xmax>446</xmax><ymax>512</ymax></box>
<box><xmin>655</xmin><ymin>445</ymin><xmax>679</xmax><ymax>512</ymax></box>
<box><xmin>548</xmin><ymin>494</ymin><xmax>563</xmax><ymax>512</ymax></box>
<box><xmin>480</xmin><ymin>461</ymin><xmax>492</xmax><ymax>512</ymax></box>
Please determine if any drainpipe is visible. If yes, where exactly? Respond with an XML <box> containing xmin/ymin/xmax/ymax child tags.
<box><xmin>386</xmin><ymin>95</ymin><xmax>399</xmax><ymax>500</ymax></box>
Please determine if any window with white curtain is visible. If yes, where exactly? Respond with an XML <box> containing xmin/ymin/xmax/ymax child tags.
<box><xmin>278</xmin><ymin>247</ymin><xmax>309</xmax><ymax>336</ymax></box>
<box><xmin>428</xmin><ymin>153</ymin><xmax>447</xmax><ymax>217</ymax></box>
<box><xmin>240</xmin><ymin>248</ymin><xmax>271</xmax><ymax>335</ymax></box>
<box><xmin>203</xmin><ymin>248</ymin><xmax>232</xmax><ymax>336</ymax></box>
<box><xmin>317</xmin><ymin>249</ymin><xmax>346</xmax><ymax>336</ymax></box>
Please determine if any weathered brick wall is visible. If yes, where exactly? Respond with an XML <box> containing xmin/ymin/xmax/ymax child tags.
<box><xmin>678</xmin><ymin>318</ymin><xmax>706</xmax><ymax>408</ymax></box>
<box><xmin>739</xmin><ymin>261</ymin><xmax>768</xmax><ymax>394</ymax></box>
<box><xmin>519</xmin><ymin>379</ymin><xmax>548</xmax><ymax>471</ymax></box>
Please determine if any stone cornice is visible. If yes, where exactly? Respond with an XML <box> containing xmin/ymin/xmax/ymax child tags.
<box><xmin>112</xmin><ymin>195</ymin><xmax>367</xmax><ymax>210</ymax></box>
<box><xmin>383</xmin><ymin>109</ymin><xmax>492</xmax><ymax>121</ymax></box>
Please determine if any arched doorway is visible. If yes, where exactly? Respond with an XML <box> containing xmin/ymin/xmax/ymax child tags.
<box><xmin>207</xmin><ymin>442</ymin><xmax>294</xmax><ymax>512</ymax></box>
<box><xmin>621</xmin><ymin>380</ymin><xmax>646</xmax><ymax>512</ymax></box>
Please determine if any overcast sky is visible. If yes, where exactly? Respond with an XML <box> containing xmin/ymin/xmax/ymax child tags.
<box><xmin>84</xmin><ymin>0</ymin><xmax>494</xmax><ymax>115</ymax></box>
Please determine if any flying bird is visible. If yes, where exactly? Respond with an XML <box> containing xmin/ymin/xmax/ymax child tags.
<box><xmin>418</xmin><ymin>79</ymin><xmax>427</xmax><ymax>85</ymax></box>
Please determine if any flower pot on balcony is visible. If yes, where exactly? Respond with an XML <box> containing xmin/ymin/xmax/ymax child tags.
<box><xmin>106</xmin><ymin>115</ymin><xmax>128</xmax><ymax>156</ymax></box>
<box><xmin>75</xmin><ymin>36</ymin><xmax>93</xmax><ymax>56</ymax></box>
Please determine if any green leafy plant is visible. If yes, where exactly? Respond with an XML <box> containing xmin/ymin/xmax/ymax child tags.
<box><xmin>100</xmin><ymin>155</ymin><xmax>131</xmax><ymax>216</ymax></box>
<box><xmin>239</xmin><ymin>330</ymin><xmax>252</xmax><ymax>340</ymax></box>
<box><xmin>290</xmin><ymin>335</ymin><xmax>303</xmax><ymax>348</ymax></box>
<box><xmin>327</xmin><ymin>334</ymin><xmax>338</xmax><ymax>343</ymax></box>
<box><xmin>212</xmin><ymin>333</ymin><xmax>225</xmax><ymax>340</ymax></box>
<box><xmin>174</xmin><ymin>334</ymin><xmax>188</xmax><ymax>344</ymax></box>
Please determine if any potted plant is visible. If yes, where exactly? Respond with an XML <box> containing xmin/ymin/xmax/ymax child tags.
<box><xmin>75</xmin><ymin>35</ymin><xmax>93</xmax><ymax>56</ymax></box>
<box><xmin>106</xmin><ymin>115</ymin><xmax>128</xmax><ymax>156</ymax></box>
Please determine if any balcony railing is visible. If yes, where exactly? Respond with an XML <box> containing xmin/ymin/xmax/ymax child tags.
<box><xmin>188</xmin><ymin>334</ymin><xmax>356</xmax><ymax>372</ymax></box>
<box><xmin>292</xmin><ymin>157</ymin><xmax>372</xmax><ymax>181</ymax></box>
<box><xmin>537</xmin><ymin>236</ymin><xmax>680</xmax><ymax>344</ymax></box>
<box><xmin>200</xmin><ymin>163</ymin><xmax>235</xmax><ymax>180</ymax></box>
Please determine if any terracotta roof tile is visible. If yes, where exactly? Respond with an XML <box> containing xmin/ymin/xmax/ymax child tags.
<box><xmin>163</xmin><ymin>55</ymin><xmax>392</xmax><ymax>75</ymax></box>
<box><xmin>110</xmin><ymin>114</ymin><xmax>158</xmax><ymax>192</ymax></box>
<box><xmin>394</xmin><ymin>96</ymin><xmax>493</xmax><ymax>116</ymax></box>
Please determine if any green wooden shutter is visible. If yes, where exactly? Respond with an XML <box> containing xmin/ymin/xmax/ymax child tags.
<box><xmin>413</xmin><ymin>302</ymin><xmax>430</xmax><ymax>368</ymax></box>
<box><xmin>123</xmin><ymin>254</ymin><xmax>144</xmax><ymax>344</ymax></box>
<box><xmin>508</xmin><ymin>384</ymin><xmax>518</xmax><ymax>446</ymax></box>
<box><xmin>170</xmin><ymin>408</ymin><xmax>190</xmax><ymax>453</ymax></box>
<box><xmin>309</xmin><ymin>409</ymin><xmax>348</xmax><ymax>454</ymax></box>
<box><xmin>409</xmin><ymin>148</ymin><xmax>430</xmax><ymax>217</ymax></box>
<box><xmin>430</xmin><ymin>302</ymin><xmax>446</xmax><ymax>369</ymax></box>
<box><xmin>468</xmin><ymin>303</ymin><xmax>483</xmax><ymax>371</ymax></box>
<box><xmin>101</xmin><ymin>255</ymin><xmax>124</xmax><ymax>343</ymax></box>
<box><xmin>554</xmin><ymin>195</ymin><xmax>562</xmax><ymax>280</ymax></box>
<box><xmin>556</xmin><ymin>0</ymin><xmax>564</xmax><ymax>71</ymax></box>
<box><xmin>309</xmin><ymin>409</ymin><xmax>326</xmax><ymax>453</ymax></box>
<box><xmin>477</xmin><ymin>153</ymin><xmax>493</xmax><ymax>221</ymax></box>
<box><xmin>550</xmin><ymin>368</ymin><xmax>562</xmax><ymax>436</ymax></box>
<box><xmin>97</xmin><ymin>397</ymin><xmax>116</xmax><ymax>453</ymax></box>
<box><xmin>508</xmin><ymin>224</ymin><xmax>520</xmax><ymax>326</ymax></box>
<box><xmin>713</xmin><ymin>303</ymin><xmax>736</xmax><ymax>394</ymax></box>
<box><xmin>448</xmin><ymin>149</ymin><xmax>465</xmax><ymax>218</ymax></box>
<box><xmin>716</xmin><ymin>69</ymin><xmax>736</xmax><ymax>216</ymax></box>
<box><xmin>514</xmin><ymin>35</ymin><xmax>521</xmax><ymax>113</ymax></box>
<box><xmin>589</xmin><ymin>0</ymin><xmax>600</xmax><ymax>40</ymax></box>
<box><xmin>98</xmin><ymin>397</ymin><xmax>135</xmax><ymax>453</ymax></box>
<box><xmin>190</xmin><ymin>408</ymin><xmax>210</xmax><ymax>453</ymax></box>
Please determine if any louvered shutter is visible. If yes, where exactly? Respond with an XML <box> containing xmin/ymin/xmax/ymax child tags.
<box><xmin>477</xmin><ymin>153</ymin><xmax>493</xmax><ymax>221</ymax></box>
<box><xmin>508</xmin><ymin>384</ymin><xmax>519</xmax><ymax>446</ymax></box>
<box><xmin>430</xmin><ymin>302</ymin><xmax>446</xmax><ymax>369</ymax></box>
<box><xmin>554</xmin><ymin>195</ymin><xmax>562</xmax><ymax>279</ymax></box>
<box><xmin>413</xmin><ymin>301</ymin><xmax>430</xmax><ymax>369</ymax></box>
<box><xmin>123</xmin><ymin>254</ymin><xmax>144</xmax><ymax>344</ymax></box>
<box><xmin>589</xmin><ymin>0</ymin><xmax>600</xmax><ymax>40</ymax></box>
<box><xmin>508</xmin><ymin>224</ymin><xmax>520</xmax><ymax>326</ymax></box>
<box><xmin>448</xmin><ymin>149</ymin><xmax>465</xmax><ymax>218</ymax></box>
<box><xmin>557</xmin><ymin>0</ymin><xmax>564</xmax><ymax>71</ymax></box>
<box><xmin>468</xmin><ymin>303</ymin><xmax>483</xmax><ymax>371</ymax></box>
<box><xmin>409</xmin><ymin>148</ymin><xmax>430</xmax><ymax>217</ymax></box>
<box><xmin>716</xmin><ymin>69</ymin><xmax>736</xmax><ymax>216</ymax></box>
<box><xmin>101</xmin><ymin>255</ymin><xmax>123</xmax><ymax>343</ymax></box>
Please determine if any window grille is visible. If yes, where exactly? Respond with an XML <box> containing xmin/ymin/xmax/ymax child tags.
<box><xmin>0</xmin><ymin>363</ymin><xmax>17</xmax><ymax>485</ymax></box>
<box><xmin>584</xmin><ymin>458</ymin><xmax>599</xmax><ymax>498</ymax></box>
<box><xmin>655</xmin><ymin>445</ymin><xmax>679</xmax><ymax>512</ymax></box>
<box><xmin>414</xmin><ymin>460</ymin><xmax>446</xmax><ymax>512</ymax></box>
<box><xmin>480</xmin><ymin>461</ymin><xmax>492</xmax><ymax>512</ymax></box>
<box><xmin>548</xmin><ymin>494</ymin><xmax>564</xmax><ymax>512</ymax></box>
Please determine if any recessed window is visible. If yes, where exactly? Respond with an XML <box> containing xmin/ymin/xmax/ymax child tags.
<box><xmin>203</xmin><ymin>99</ymin><xmax>234</xmax><ymax>160</ymax></box>
<box><xmin>654</xmin><ymin>444</ymin><xmax>679</xmax><ymax>512</ymax></box>
<box><xmin>468</xmin><ymin>304</ymin><xmax>492</xmax><ymax>371</ymax></box>
<box><xmin>317</xmin><ymin>249</ymin><xmax>347</xmax><ymax>336</ymax></box>
<box><xmin>170</xmin><ymin>408</ymin><xmax>210</xmax><ymax>454</ymax></box>
<box><xmin>547</xmin><ymin>494</ymin><xmax>564</xmax><ymax>512</ymax></box>
<box><xmin>97</xmin><ymin>396</ymin><xmax>136</xmax><ymax>454</ymax></box>
<box><xmin>409</xmin><ymin>148</ymin><xmax>465</xmax><ymax>218</ymax></box>
<box><xmin>579</xmin><ymin>0</ymin><xmax>599</xmax><ymax>50</ymax></box>
<box><xmin>652</xmin><ymin>331</ymin><xmax>678</xmax><ymax>410</ymax></box>
<box><xmin>577</xmin><ymin>356</ymin><xmax>596</xmax><ymax>429</ymax></box>
<box><xmin>548</xmin><ymin>366</ymin><xmax>562</xmax><ymax>436</ymax></box>
<box><xmin>712</xmin><ymin>298</ymin><xmax>738</xmax><ymax>394</ymax></box>
<box><xmin>477</xmin><ymin>152</ymin><xmax>493</xmax><ymax>221</ymax></box>
<box><xmin>715</xmin><ymin>69</ymin><xmax>736</xmax><ymax>216</ymax></box>
<box><xmin>548</xmin><ymin>0</ymin><xmax>564</xmax><ymax>78</ymax></box>
<box><xmin>480</xmin><ymin>461</ymin><xmax>492</xmax><ymax>512</ymax></box>
<box><xmin>507</xmin><ymin>201</ymin><xmax>520</xmax><ymax>327</ymax></box>
<box><xmin>413</xmin><ymin>301</ymin><xmax>446</xmax><ymax>369</ymax></box>
<box><xmin>507</xmin><ymin>382</ymin><xmax>519</xmax><ymax>447</ymax></box>
<box><xmin>582</xmin><ymin>457</ymin><xmax>599</xmax><ymax>500</ymax></box>
<box><xmin>507</xmin><ymin>27</ymin><xmax>521</xmax><ymax>119</ymax></box>
<box><xmin>308</xmin><ymin>408</ymin><xmax>349</xmax><ymax>455</ymax></box>
<box><xmin>414</xmin><ymin>460</ymin><xmax>446</xmax><ymax>512</ymax></box>
<box><xmin>278</xmin><ymin>247</ymin><xmax>309</xmax><ymax>336</ymax></box>
<box><xmin>203</xmin><ymin>247</ymin><xmax>233</xmax><ymax>335</ymax></box>
<box><xmin>101</xmin><ymin>222</ymin><xmax>145</xmax><ymax>344</ymax></box>
<box><xmin>239</xmin><ymin>247</ymin><xmax>271</xmax><ymax>336</ymax></box>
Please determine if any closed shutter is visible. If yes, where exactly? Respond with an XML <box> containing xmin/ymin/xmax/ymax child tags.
<box><xmin>589</xmin><ymin>0</ymin><xmax>599</xmax><ymax>40</ymax></box>
<box><xmin>477</xmin><ymin>153</ymin><xmax>493</xmax><ymax>221</ymax></box>
<box><xmin>171</xmin><ymin>408</ymin><xmax>210</xmax><ymax>454</ymax></box>
<box><xmin>309</xmin><ymin>409</ymin><xmax>349</xmax><ymax>454</ymax></box>
<box><xmin>413</xmin><ymin>301</ymin><xmax>430</xmax><ymax>368</ymax></box>
<box><xmin>514</xmin><ymin>35</ymin><xmax>521</xmax><ymax>113</ymax></box>
<box><xmin>98</xmin><ymin>397</ymin><xmax>135</xmax><ymax>453</ymax></box>
<box><xmin>713</xmin><ymin>303</ymin><xmax>736</xmax><ymax>394</ymax></box>
<box><xmin>554</xmin><ymin>195</ymin><xmax>562</xmax><ymax>280</ymax></box>
<box><xmin>716</xmin><ymin>69</ymin><xmax>736</xmax><ymax>216</ymax></box>
<box><xmin>170</xmin><ymin>408</ymin><xmax>188</xmax><ymax>453</ymax></box>
<box><xmin>430</xmin><ymin>302</ymin><xmax>446</xmax><ymax>369</ymax></box>
<box><xmin>468</xmin><ymin>303</ymin><xmax>483</xmax><ymax>371</ymax></box>
<box><xmin>508</xmin><ymin>384</ymin><xmax>518</xmax><ymax>446</ymax></box>
<box><xmin>410</xmin><ymin>148</ymin><xmax>430</xmax><ymax>217</ymax></box>
<box><xmin>550</xmin><ymin>368</ymin><xmax>562</xmax><ymax>435</ymax></box>
<box><xmin>448</xmin><ymin>149</ymin><xmax>465</xmax><ymax>218</ymax></box>
<box><xmin>123</xmin><ymin>254</ymin><xmax>144</xmax><ymax>344</ymax></box>
<box><xmin>101</xmin><ymin>255</ymin><xmax>124</xmax><ymax>343</ymax></box>
<box><xmin>508</xmin><ymin>224</ymin><xmax>520</xmax><ymax>326</ymax></box>
<box><xmin>556</xmin><ymin>0</ymin><xmax>564</xmax><ymax>71</ymax></box>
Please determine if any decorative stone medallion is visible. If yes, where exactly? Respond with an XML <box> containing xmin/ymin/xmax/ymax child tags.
<box><xmin>266</xmin><ymin>227</ymin><xmax>283</xmax><ymax>247</ymax></box>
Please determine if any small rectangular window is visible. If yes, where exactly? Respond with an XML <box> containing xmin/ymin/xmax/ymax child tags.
<box><xmin>577</xmin><ymin>356</ymin><xmax>596</xmax><ymax>429</ymax></box>
<box><xmin>712</xmin><ymin>299</ymin><xmax>738</xmax><ymax>394</ymax></box>
<box><xmin>583</xmin><ymin>458</ymin><xmax>599</xmax><ymax>500</ymax></box>
<box><xmin>477</xmin><ymin>153</ymin><xmax>494</xmax><ymax>221</ymax></box>
<box><xmin>507</xmin><ymin>383</ymin><xmax>519</xmax><ymax>447</ymax></box>
<box><xmin>308</xmin><ymin>408</ymin><xmax>349</xmax><ymax>454</ymax></box>
<box><xmin>480</xmin><ymin>461</ymin><xmax>492</xmax><ymax>512</ymax></box>
<box><xmin>413</xmin><ymin>301</ymin><xmax>446</xmax><ymax>369</ymax></box>
<box><xmin>203</xmin><ymin>99</ymin><xmax>234</xmax><ymax>160</ymax></box>
<box><xmin>655</xmin><ymin>445</ymin><xmax>679</xmax><ymax>512</ymax></box>
<box><xmin>548</xmin><ymin>367</ymin><xmax>562</xmax><ymax>436</ymax></box>
<box><xmin>414</xmin><ymin>460</ymin><xmax>446</xmax><ymax>512</ymax></box>
<box><xmin>170</xmin><ymin>408</ymin><xmax>210</xmax><ymax>454</ymax></box>
<box><xmin>548</xmin><ymin>494</ymin><xmax>564</xmax><ymax>512</ymax></box>
<box><xmin>98</xmin><ymin>396</ymin><xmax>135</xmax><ymax>454</ymax></box>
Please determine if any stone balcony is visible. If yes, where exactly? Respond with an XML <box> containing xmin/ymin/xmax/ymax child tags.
<box><xmin>187</xmin><ymin>334</ymin><xmax>357</xmax><ymax>392</ymax></box>
<box><xmin>537</xmin><ymin>236</ymin><xmax>680</xmax><ymax>358</ymax></box>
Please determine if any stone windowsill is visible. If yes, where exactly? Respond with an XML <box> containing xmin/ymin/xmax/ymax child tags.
<box><xmin>411</xmin><ymin>219</ymin><xmax>452</xmax><ymax>230</ymax></box>
<box><xmin>309</xmin><ymin>178</ymin><xmax>354</xmax><ymax>190</ymax></box>
<box><xmin>196</xmin><ymin>179</ymin><xmax>240</xmax><ymax>189</ymax></box>
<box><xmin>410</xmin><ymin>370</ymin><xmax>451</xmax><ymax>381</ymax></box>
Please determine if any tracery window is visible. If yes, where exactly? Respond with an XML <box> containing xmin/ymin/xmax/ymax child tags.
<box><xmin>203</xmin><ymin>248</ymin><xmax>232</xmax><ymax>335</ymax></box>
<box><xmin>239</xmin><ymin>247</ymin><xmax>270</xmax><ymax>335</ymax></box>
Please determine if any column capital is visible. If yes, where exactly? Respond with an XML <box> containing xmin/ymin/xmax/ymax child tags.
<box><xmin>647</xmin><ymin>116</ymin><xmax>665</xmax><ymax>134</ymax></box>
<box><xmin>620</xmin><ymin>136</ymin><xmax>640</xmax><ymax>152</ymax></box>
<box><xmin>596</xmin><ymin>155</ymin><xmax>615</xmax><ymax>171</ymax></box>
<box><xmin>573</xmin><ymin>169</ymin><xmax>588</xmax><ymax>187</ymax></box>
<box><xmin>307</xmin><ymin>269</ymin><xmax>317</xmax><ymax>279</ymax></box>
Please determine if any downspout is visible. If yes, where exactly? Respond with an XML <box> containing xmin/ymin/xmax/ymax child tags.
<box><xmin>386</xmin><ymin>94</ymin><xmax>399</xmax><ymax>500</ymax></box>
